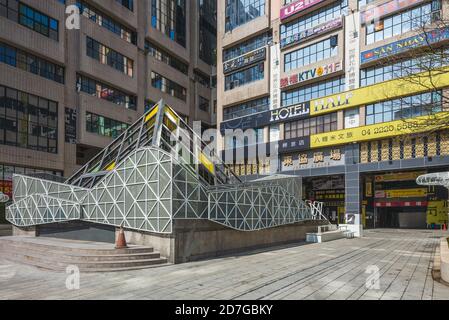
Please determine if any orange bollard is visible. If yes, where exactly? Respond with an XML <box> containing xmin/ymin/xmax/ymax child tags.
<box><xmin>115</xmin><ymin>226</ymin><xmax>128</xmax><ymax>249</ymax></box>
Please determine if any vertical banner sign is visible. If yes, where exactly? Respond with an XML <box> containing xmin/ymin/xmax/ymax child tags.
<box><xmin>345</xmin><ymin>12</ymin><xmax>360</xmax><ymax>92</ymax></box>
<box><xmin>270</xmin><ymin>44</ymin><xmax>281</xmax><ymax>144</ymax></box>
<box><xmin>270</xmin><ymin>44</ymin><xmax>281</xmax><ymax>111</ymax></box>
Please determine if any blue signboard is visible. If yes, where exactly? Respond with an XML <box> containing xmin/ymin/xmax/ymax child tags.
<box><xmin>361</xmin><ymin>27</ymin><xmax>449</xmax><ymax>64</ymax></box>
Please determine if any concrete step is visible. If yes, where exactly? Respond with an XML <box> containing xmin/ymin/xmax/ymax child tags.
<box><xmin>306</xmin><ymin>230</ymin><xmax>347</xmax><ymax>243</ymax></box>
<box><xmin>0</xmin><ymin>237</ymin><xmax>153</xmax><ymax>254</ymax></box>
<box><xmin>0</xmin><ymin>236</ymin><xmax>168</xmax><ymax>272</ymax></box>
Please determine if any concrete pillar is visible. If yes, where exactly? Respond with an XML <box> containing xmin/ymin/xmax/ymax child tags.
<box><xmin>343</xmin><ymin>143</ymin><xmax>363</xmax><ymax>237</ymax></box>
<box><xmin>12</xmin><ymin>225</ymin><xmax>37</xmax><ymax>237</ymax></box>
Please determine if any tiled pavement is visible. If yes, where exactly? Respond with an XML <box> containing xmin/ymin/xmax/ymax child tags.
<box><xmin>1</xmin><ymin>229</ymin><xmax>449</xmax><ymax>300</ymax></box>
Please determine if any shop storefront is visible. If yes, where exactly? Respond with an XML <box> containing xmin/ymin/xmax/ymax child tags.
<box><xmin>362</xmin><ymin>170</ymin><xmax>448</xmax><ymax>229</ymax></box>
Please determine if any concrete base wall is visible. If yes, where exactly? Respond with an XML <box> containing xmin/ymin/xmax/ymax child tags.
<box><xmin>11</xmin><ymin>219</ymin><xmax>325</xmax><ymax>264</ymax></box>
<box><xmin>440</xmin><ymin>237</ymin><xmax>449</xmax><ymax>283</ymax></box>
<box><xmin>122</xmin><ymin>219</ymin><xmax>325</xmax><ymax>264</ymax></box>
<box><xmin>12</xmin><ymin>225</ymin><xmax>37</xmax><ymax>237</ymax></box>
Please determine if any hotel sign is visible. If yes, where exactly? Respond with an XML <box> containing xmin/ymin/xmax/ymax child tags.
<box><xmin>361</xmin><ymin>0</ymin><xmax>427</xmax><ymax>24</ymax></box>
<box><xmin>281</xmin><ymin>61</ymin><xmax>342</xmax><ymax>88</ymax></box>
<box><xmin>280</xmin><ymin>17</ymin><xmax>342</xmax><ymax>49</ymax></box>
<box><xmin>361</xmin><ymin>27</ymin><xmax>449</xmax><ymax>64</ymax></box>
<box><xmin>220</xmin><ymin>103</ymin><xmax>310</xmax><ymax>133</ymax></box>
<box><xmin>223</xmin><ymin>47</ymin><xmax>266</xmax><ymax>74</ymax></box>
<box><xmin>280</xmin><ymin>0</ymin><xmax>325</xmax><ymax>21</ymax></box>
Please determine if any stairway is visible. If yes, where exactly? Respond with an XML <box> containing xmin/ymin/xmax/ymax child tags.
<box><xmin>0</xmin><ymin>236</ymin><xmax>168</xmax><ymax>272</ymax></box>
<box><xmin>0</xmin><ymin>224</ymin><xmax>12</xmax><ymax>237</ymax></box>
<box><xmin>306</xmin><ymin>224</ymin><xmax>350</xmax><ymax>243</ymax></box>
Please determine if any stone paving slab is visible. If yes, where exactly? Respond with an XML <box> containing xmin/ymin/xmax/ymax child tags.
<box><xmin>0</xmin><ymin>229</ymin><xmax>449</xmax><ymax>300</ymax></box>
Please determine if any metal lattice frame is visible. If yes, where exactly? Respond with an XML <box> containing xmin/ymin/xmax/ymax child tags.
<box><xmin>7</xmin><ymin>194</ymin><xmax>81</xmax><ymax>227</ymax></box>
<box><xmin>6</xmin><ymin>101</ymin><xmax>322</xmax><ymax>233</ymax></box>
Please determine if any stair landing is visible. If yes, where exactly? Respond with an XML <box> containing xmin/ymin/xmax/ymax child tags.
<box><xmin>0</xmin><ymin>236</ymin><xmax>168</xmax><ymax>272</ymax></box>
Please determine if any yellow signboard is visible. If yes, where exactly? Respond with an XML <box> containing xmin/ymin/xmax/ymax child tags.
<box><xmin>310</xmin><ymin>112</ymin><xmax>449</xmax><ymax>148</ymax></box>
<box><xmin>376</xmin><ymin>188</ymin><xmax>427</xmax><ymax>198</ymax></box>
<box><xmin>199</xmin><ymin>152</ymin><xmax>215</xmax><ymax>175</ymax></box>
<box><xmin>427</xmin><ymin>200</ymin><xmax>448</xmax><ymax>225</ymax></box>
<box><xmin>374</xmin><ymin>171</ymin><xmax>426</xmax><ymax>182</ymax></box>
<box><xmin>310</xmin><ymin>66</ymin><xmax>449</xmax><ymax>116</ymax></box>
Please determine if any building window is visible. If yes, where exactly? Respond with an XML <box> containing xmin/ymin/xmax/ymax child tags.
<box><xmin>194</xmin><ymin>70</ymin><xmax>211</xmax><ymax>88</ymax></box>
<box><xmin>225</xmin><ymin>0</ymin><xmax>265</xmax><ymax>32</ymax></box>
<box><xmin>284</xmin><ymin>36</ymin><xmax>338</xmax><ymax>72</ymax></box>
<box><xmin>0</xmin><ymin>85</ymin><xmax>58</xmax><ymax>153</ymax></box>
<box><xmin>76</xmin><ymin>74</ymin><xmax>137</xmax><ymax>110</ymax></box>
<box><xmin>285</xmin><ymin>113</ymin><xmax>338</xmax><ymax>140</ymax></box>
<box><xmin>223</xmin><ymin>32</ymin><xmax>272</xmax><ymax>62</ymax></box>
<box><xmin>151</xmin><ymin>71</ymin><xmax>187</xmax><ymax>101</ymax></box>
<box><xmin>18</xmin><ymin>3</ymin><xmax>59</xmax><ymax>41</ymax></box>
<box><xmin>366</xmin><ymin>91</ymin><xmax>442</xmax><ymax>125</ymax></box>
<box><xmin>86</xmin><ymin>112</ymin><xmax>129</xmax><ymax>139</ymax></box>
<box><xmin>199</xmin><ymin>96</ymin><xmax>209</xmax><ymax>112</ymax></box>
<box><xmin>145</xmin><ymin>41</ymin><xmax>188</xmax><ymax>75</ymax></box>
<box><xmin>0</xmin><ymin>41</ymin><xmax>64</xmax><ymax>84</ymax></box>
<box><xmin>282</xmin><ymin>76</ymin><xmax>345</xmax><ymax>107</ymax></box>
<box><xmin>151</xmin><ymin>0</ymin><xmax>186</xmax><ymax>47</ymax></box>
<box><xmin>223</xmin><ymin>96</ymin><xmax>269</xmax><ymax>121</ymax></box>
<box><xmin>76</xmin><ymin>1</ymin><xmax>137</xmax><ymax>44</ymax></box>
<box><xmin>360</xmin><ymin>49</ymin><xmax>449</xmax><ymax>87</ymax></box>
<box><xmin>358</xmin><ymin>0</ymin><xmax>375</xmax><ymax>9</ymax></box>
<box><xmin>199</xmin><ymin>0</ymin><xmax>217</xmax><ymax>66</ymax></box>
<box><xmin>280</xmin><ymin>1</ymin><xmax>347</xmax><ymax>43</ymax></box>
<box><xmin>225</xmin><ymin>62</ymin><xmax>264</xmax><ymax>91</ymax></box>
<box><xmin>86</xmin><ymin>37</ymin><xmax>134</xmax><ymax>76</ymax></box>
<box><xmin>116</xmin><ymin>0</ymin><xmax>133</xmax><ymax>11</ymax></box>
<box><xmin>366</xmin><ymin>2</ymin><xmax>432</xmax><ymax>45</ymax></box>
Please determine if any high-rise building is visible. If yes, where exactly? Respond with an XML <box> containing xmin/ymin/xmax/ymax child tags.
<box><xmin>217</xmin><ymin>0</ymin><xmax>449</xmax><ymax>232</ymax></box>
<box><xmin>0</xmin><ymin>0</ymin><xmax>217</xmax><ymax>217</ymax></box>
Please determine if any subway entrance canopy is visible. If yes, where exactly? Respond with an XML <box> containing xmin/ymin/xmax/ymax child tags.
<box><xmin>6</xmin><ymin>100</ymin><xmax>319</xmax><ymax>234</ymax></box>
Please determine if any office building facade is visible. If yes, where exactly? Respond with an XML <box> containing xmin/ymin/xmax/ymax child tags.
<box><xmin>217</xmin><ymin>0</ymin><xmax>449</xmax><ymax>230</ymax></box>
<box><xmin>0</xmin><ymin>0</ymin><xmax>217</xmax><ymax>216</ymax></box>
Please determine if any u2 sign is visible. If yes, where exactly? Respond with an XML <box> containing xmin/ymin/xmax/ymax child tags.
<box><xmin>280</xmin><ymin>0</ymin><xmax>326</xmax><ymax>20</ymax></box>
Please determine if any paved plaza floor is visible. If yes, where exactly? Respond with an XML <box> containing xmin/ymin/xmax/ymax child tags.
<box><xmin>1</xmin><ymin>229</ymin><xmax>449</xmax><ymax>300</ymax></box>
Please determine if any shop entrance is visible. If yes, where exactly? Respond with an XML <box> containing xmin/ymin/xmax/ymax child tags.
<box><xmin>304</xmin><ymin>175</ymin><xmax>345</xmax><ymax>224</ymax></box>
<box><xmin>362</xmin><ymin>170</ymin><xmax>448</xmax><ymax>229</ymax></box>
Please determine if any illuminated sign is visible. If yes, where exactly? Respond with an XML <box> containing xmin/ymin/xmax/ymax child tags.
<box><xmin>361</xmin><ymin>0</ymin><xmax>428</xmax><ymax>24</ymax></box>
<box><xmin>280</xmin><ymin>0</ymin><xmax>325</xmax><ymax>20</ymax></box>
<box><xmin>223</xmin><ymin>47</ymin><xmax>267</xmax><ymax>74</ymax></box>
<box><xmin>311</xmin><ymin>65</ymin><xmax>449</xmax><ymax>116</ymax></box>
<box><xmin>281</xmin><ymin>147</ymin><xmax>345</xmax><ymax>171</ymax></box>
<box><xmin>280</xmin><ymin>61</ymin><xmax>342</xmax><ymax>88</ymax></box>
<box><xmin>345</xmin><ymin>12</ymin><xmax>360</xmax><ymax>91</ymax></box>
<box><xmin>220</xmin><ymin>103</ymin><xmax>310</xmax><ymax>133</ymax></box>
<box><xmin>361</xmin><ymin>27</ymin><xmax>449</xmax><ymax>64</ymax></box>
<box><xmin>280</xmin><ymin>17</ymin><xmax>342</xmax><ymax>49</ymax></box>
<box><xmin>310</xmin><ymin>112</ymin><xmax>449</xmax><ymax>148</ymax></box>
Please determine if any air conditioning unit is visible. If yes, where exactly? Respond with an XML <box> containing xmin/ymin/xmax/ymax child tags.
<box><xmin>330</xmin><ymin>35</ymin><xmax>338</xmax><ymax>47</ymax></box>
<box><xmin>431</xmin><ymin>10</ymin><xmax>441</xmax><ymax>22</ymax></box>
<box><xmin>76</xmin><ymin>82</ymin><xmax>81</xmax><ymax>93</ymax></box>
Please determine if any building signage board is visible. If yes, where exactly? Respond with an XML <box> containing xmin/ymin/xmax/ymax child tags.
<box><xmin>281</xmin><ymin>17</ymin><xmax>342</xmax><ymax>49</ymax></box>
<box><xmin>375</xmin><ymin>171</ymin><xmax>426</xmax><ymax>182</ymax></box>
<box><xmin>223</xmin><ymin>47</ymin><xmax>267</xmax><ymax>74</ymax></box>
<box><xmin>278</xmin><ymin>136</ymin><xmax>311</xmax><ymax>153</ymax></box>
<box><xmin>311</xmin><ymin>64</ymin><xmax>449</xmax><ymax>116</ymax></box>
<box><xmin>270</xmin><ymin>44</ymin><xmax>281</xmax><ymax>111</ymax></box>
<box><xmin>374</xmin><ymin>188</ymin><xmax>427</xmax><ymax>198</ymax></box>
<box><xmin>220</xmin><ymin>102</ymin><xmax>310</xmax><ymax>134</ymax></box>
<box><xmin>310</xmin><ymin>112</ymin><xmax>449</xmax><ymax>148</ymax></box>
<box><xmin>280</xmin><ymin>61</ymin><xmax>342</xmax><ymax>88</ymax></box>
<box><xmin>280</xmin><ymin>0</ymin><xmax>326</xmax><ymax>21</ymax></box>
<box><xmin>345</xmin><ymin>12</ymin><xmax>360</xmax><ymax>92</ymax></box>
<box><xmin>65</xmin><ymin>108</ymin><xmax>77</xmax><ymax>144</ymax></box>
<box><xmin>361</xmin><ymin>27</ymin><xmax>449</xmax><ymax>64</ymax></box>
<box><xmin>281</xmin><ymin>147</ymin><xmax>345</xmax><ymax>171</ymax></box>
<box><xmin>361</xmin><ymin>0</ymin><xmax>427</xmax><ymax>24</ymax></box>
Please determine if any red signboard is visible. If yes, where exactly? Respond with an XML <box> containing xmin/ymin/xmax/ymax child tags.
<box><xmin>280</xmin><ymin>0</ymin><xmax>325</xmax><ymax>20</ymax></box>
<box><xmin>374</xmin><ymin>201</ymin><xmax>428</xmax><ymax>207</ymax></box>
<box><xmin>361</xmin><ymin>0</ymin><xmax>427</xmax><ymax>24</ymax></box>
<box><xmin>0</xmin><ymin>180</ymin><xmax>12</xmax><ymax>198</ymax></box>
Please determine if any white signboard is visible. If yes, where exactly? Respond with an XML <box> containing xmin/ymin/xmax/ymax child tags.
<box><xmin>345</xmin><ymin>12</ymin><xmax>360</xmax><ymax>92</ymax></box>
<box><xmin>344</xmin><ymin>108</ymin><xmax>360</xmax><ymax>128</ymax></box>
<box><xmin>270</xmin><ymin>44</ymin><xmax>281</xmax><ymax>111</ymax></box>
